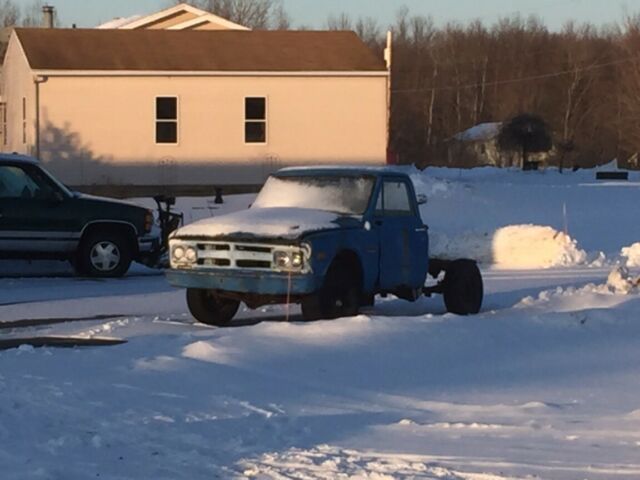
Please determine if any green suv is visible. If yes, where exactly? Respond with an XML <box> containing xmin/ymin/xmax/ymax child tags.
<box><xmin>0</xmin><ymin>154</ymin><xmax>160</xmax><ymax>277</ymax></box>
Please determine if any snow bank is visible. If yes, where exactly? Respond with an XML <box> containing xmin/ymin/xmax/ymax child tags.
<box><xmin>606</xmin><ymin>266</ymin><xmax>640</xmax><ymax>294</ymax></box>
<box><xmin>409</xmin><ymin>169</ymin><xmax>456</xmax><ymax>199</ymax></box>
<box><xmin>621</xmin><ymin>242</ymin><xmax>640</xmax><ymax>267</ymax></box>
<box><xmin>431</xmin><ymin>224</ymin><xmax>587</xmax><ymax>269</ymax></box>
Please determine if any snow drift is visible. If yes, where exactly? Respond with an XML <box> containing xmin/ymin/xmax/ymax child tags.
<box><xmin>621</xmin><ymin>242</ymin><xmax>640</xmax><ymax>267</ymax></box>
<box><xmin>431</xmin><ymin>224</ymin><xmax>587</xmax><ymax>269</ymax></box>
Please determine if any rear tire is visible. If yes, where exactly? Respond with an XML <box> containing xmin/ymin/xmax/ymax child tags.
<box><xmin>443</xmin><ymin>259</ymin><xmax>483</xmax><ymax>315</ymax></box>
<box><xmin>186</xmin><ymin>289</ymin><xmax>240</xmax><ymax>326</ymax></box>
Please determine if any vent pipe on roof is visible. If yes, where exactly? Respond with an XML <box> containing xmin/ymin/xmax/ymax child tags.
<box><xmin>42</xmin><ymin>5</ymin><xmax>55</xmax><ymax>28</ymax></box>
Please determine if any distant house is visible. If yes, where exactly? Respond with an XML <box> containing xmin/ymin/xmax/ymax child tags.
<box><xmin>96</xmin><ymin>3</ymin><xmax>250</xmax><ymax>31</ymax></box>
<box><xmin>448</xmin><ymin>122</ymin><xmax>550</xmax><ymax>168</ymax></box>
<box><xmin>447</xmin><ymin>122</ymin><xmax>505</xmax><ymax>167</ymax></box>
<box><xmin>0</xmin><ymin>5</ymin><xmax>389</xmax><ymax>195</ymax></box>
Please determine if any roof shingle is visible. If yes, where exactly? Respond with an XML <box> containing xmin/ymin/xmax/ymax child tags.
<box><xmin>15</xmin><ymin>28</ymin><xmax>386</xmax><ymax>72</ymax></box>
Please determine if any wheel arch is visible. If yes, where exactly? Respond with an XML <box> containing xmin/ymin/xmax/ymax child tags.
<box><xmin>79</xmin><ymin>221</ymin><xmax>139</xmax><ymax>255</ymax></box>
<box><xmin>325</xmin><ymin>249</ymin><xmax>364</xmax><ymax>288</ymax></box>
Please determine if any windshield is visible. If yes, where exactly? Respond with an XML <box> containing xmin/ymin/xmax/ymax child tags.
<box><xmin>253</xmin><ymin>175</ymin><xmax>375</xmax><ymax>215</ymax></box>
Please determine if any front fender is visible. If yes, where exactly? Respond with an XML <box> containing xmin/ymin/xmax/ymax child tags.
<box><xmin>303</xmin><ymin>228</ymin><xmax>378</xmax><ymax>294</ymax></box>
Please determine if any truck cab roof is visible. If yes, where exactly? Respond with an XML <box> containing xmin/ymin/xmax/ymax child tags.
<box><xmin>275</xmin><ymin>166</ymin><xmax>410</xmax><ymax>178</ymax></box>
<box><xmin>0</xmin><ymin>153</ymin><xmax>39</xmax><ymax>165</ymax></box>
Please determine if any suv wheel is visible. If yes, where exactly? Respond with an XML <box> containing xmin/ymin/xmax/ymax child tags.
<box><xmin>186</xmin><ymin>289</ymin><xmax>240</xmax><ymax>326</ymax></box>
<box><xmin>78</xmin><ymin>231</ymin><xmax>133</xmax><ymax>278</ymax></box>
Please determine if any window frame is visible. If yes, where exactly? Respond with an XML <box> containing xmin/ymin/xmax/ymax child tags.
<box><xmin>154</xmin><ymin>95</ymin><xmax>179</xmax><ymax>146</ymax></box>
<box><xmin>22</xmin><ymin>97</ymin><xmax>27</xmax><ymax>145</ymax></box>
<box><xmin>0</xmin><ymin>163</ymin><xmax>62</xmax><ymax>200</ymax></box>
<box><xmin>374</xmin><ymin>178</ymin><xmax>415</xmax><ymax>217</ymax></box>
<box><xmin>1</xmin><ymin>102</ymin><xmax>6</xmax><ymax>146</ymax></box>
<box><xmin>244</xmin><ymin>96</ymin><xmax>268</xmax><ymax>145</ymax></box>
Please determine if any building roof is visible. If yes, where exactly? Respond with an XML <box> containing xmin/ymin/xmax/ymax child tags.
<box><xmin>453</xmin><ymin>122</ymin><xmax>502</xmax><ymax>142</ymax></box>
<box><xmin>97</xmin><ymin>15</ymin><xmax>144</xmax><ymax>30</ymax></box>
<box><xmin>110</xmin><ymin>3</ymin><xmax>249</xmax><ymax>31</ymax></box>
<box><xmin>14</xmin><ymin>28</ymin><xmax>386</xmax><ymax>73</ymax></box>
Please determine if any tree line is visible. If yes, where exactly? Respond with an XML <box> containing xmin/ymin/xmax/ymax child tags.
<box><xmin>3</xmin><ymin>0</ymin><xmax>640</xmax><ymax>168</ymax></box>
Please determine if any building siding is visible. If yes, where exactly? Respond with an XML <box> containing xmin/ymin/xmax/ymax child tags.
<box><xmin>36</xmin><ymin>74</ymin><xmax>387</xmax><ymax>187</ymax></box>
<box><xmin>1</xmin><ymin>34</ymin><xmax>35</xmax><ymax>155</ymax></box>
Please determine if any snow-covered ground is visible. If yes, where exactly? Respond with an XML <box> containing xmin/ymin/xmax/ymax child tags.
<box><xmin>2</xmin><ymin>166</ymin><xmax>640</xmax><ymax>479</ymax></box>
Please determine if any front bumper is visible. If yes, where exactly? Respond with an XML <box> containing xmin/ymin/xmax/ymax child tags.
<box><xmin>138</xmin><ymin>234</ymin><xmax>161</xmax><ymax>254</ymax></box>
<box><xmin>165</xmin><ymin>268</ymin><xmax>320</xmax><ymax>296</ymax></box>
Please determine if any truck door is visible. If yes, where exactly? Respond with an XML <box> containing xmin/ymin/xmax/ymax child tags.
<box><xmin>373</xmin><ymin>178</ymin><xmax>429</xmax><ymax>291</ymax></box>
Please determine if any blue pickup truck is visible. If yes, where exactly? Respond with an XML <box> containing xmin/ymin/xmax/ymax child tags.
<box><xmin>166</xmin><ymin>167</ymin><xmax>483</xmax><ymax>325</ymax></box>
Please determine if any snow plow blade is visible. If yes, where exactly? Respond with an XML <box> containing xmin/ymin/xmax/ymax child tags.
<box><xmin>0</xmin><ymin>336</ymin><xmax>127</xmax><ymax>351</ymax></box>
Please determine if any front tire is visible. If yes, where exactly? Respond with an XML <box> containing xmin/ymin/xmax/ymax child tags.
<box><xmin>78</xmin><ymin>231</ymin><xmax>133</xmax><ymax>278</ymax></box>
<box><xmin>301</xmin><ymin>259</ymin><xmax>362</xmax><ymax>321</ymax></box>
<box><xmin>443</xmin><ymin>259</ymin><xmax>483</xmax><ymax>315</ymax></box>
<box><xmin>186</xmin><ymin>289</ymin><xmax>240</xmax><ymax>326</ymax></box>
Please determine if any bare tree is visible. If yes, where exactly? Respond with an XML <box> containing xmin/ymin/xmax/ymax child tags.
<box><xmin>326</xmin><ymin>12</ymin><xmax>352</xmax><ymax>31</ymax></box>
<box><xmin>21</xmin><ymin>0</ymin><xmax>44</xmax><ymax>27</ymax></box>
<box><xmin>271</xmin><ymin>2</ymin><xmax>290</xmax><ymax>30</ymax></box>
<box><xmin>178</xmin><ymin>0</ymin><xmax>278</xmax><ymax>29</ymax></box>
<box><xmin>0</xmin><ymin>0</ymin><xmax>19</xmax><ymax>27</ymax></box>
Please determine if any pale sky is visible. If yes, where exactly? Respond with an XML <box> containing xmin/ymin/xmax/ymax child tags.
<box><xmin>15</xmin><ymin>0</ymin><xmax>638</xmax><ymax>30</ymax></box>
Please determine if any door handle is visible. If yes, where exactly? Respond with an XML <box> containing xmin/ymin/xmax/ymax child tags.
<box><xmin>374</xmin><ymin>220</ymin><xmax>383</xmax><ymax>226</ymax></box>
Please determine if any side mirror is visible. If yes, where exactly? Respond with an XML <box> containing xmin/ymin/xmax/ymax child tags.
<box><xmin>416</xmin><ymin>194</ymin><xmax>428</xmax><ymax>206</ymax></box>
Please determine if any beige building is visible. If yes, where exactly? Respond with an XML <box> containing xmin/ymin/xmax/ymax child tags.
<box><xmin>0</xmin><ymin>5</ymin><xmax>389</xmax><ymax>194</ymax></box>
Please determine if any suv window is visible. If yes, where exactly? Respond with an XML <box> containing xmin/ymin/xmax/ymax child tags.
<box><xmin>0</xmin><ymin>165</ymin><xmax>56</xmax><ymax>199</ymax></box>
<box><xmin>376</xmin><ymin>180</ymin><xmax>413</xmax><ymax>217</ymax></box>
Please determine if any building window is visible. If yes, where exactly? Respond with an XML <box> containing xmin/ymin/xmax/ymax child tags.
<box><xmin>245</xmin><ymin>97</ymin><xmax>266</xmax><ymax>144</ymax></box>
<box><xmin>156</xmin><ymin>97</ymin><xmax>178</xmax><ymax>144</ymax></box>
<box><xmin>22</xmin><ymin>98</ymin><xmax>26</xmax><ymax>144</ymax></box>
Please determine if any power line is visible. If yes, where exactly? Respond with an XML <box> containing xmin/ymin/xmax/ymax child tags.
<box><xmin>392</xmin><ymin>55</ymin><xmax>633</xmax><ymax>94</ymax></box>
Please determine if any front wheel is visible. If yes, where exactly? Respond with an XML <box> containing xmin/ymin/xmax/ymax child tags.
<box><xmin>186</xmin><ymin>289</ymin><xmax>240</xmax><ymax>326</ymax></box>
<box><xmin>78</xmin><ymin>231</ymin><xmax>133</xmax><ymax>278</ymax></box>
<box><xmin>443</xmin><ymin>259</ymin><xmax>483</xmax><ymax>315</ymax></box>
<box><xmin>301</xmin><ymin>260</ymin><xmax>361</xmax><ymax>321</ymax></box>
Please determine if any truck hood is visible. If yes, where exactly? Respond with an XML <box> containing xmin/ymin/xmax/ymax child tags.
<box><xmin>172</xmin><ymin>207</ymin><xmax>360</xmax><ymax>241</ymax></box>
<box><xmin>73</xmin><ymin>192</ymin><xmax>145</xmax><ymax>211</ymax></box>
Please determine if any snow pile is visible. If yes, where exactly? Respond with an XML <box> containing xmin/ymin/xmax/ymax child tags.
<box><xmin>519</xmin><ymin>266</ymin><xmax>640</xmax><ymax>310</ymax></box>
<box><xmin>621</xmin><ymin>242</ymin><xmax>640</xmax><ymax>267</ymax></box>
<box><xmin>409</xmin><ymin>169</ymin><xmax>455</xmax><ymax>199</ymax></box>
<box><xmin>431</xmin><ymin>224</ymin><xmax>587</xmax><ymax>269</ymax></box>
<box><xmin>606</xmin><ymin>266</ymin><xmax>640</xmax><ymax>294</ymax></box>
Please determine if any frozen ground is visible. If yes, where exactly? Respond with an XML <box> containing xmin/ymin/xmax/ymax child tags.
<box><xmin>2</xmin><ymin>166</ymin><xmax>640</xmax><ymax>479</ymax></box>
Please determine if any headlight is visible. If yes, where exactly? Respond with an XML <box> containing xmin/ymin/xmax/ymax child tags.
<box><xmin>185</xmin><ymin>247</ymin><xmax>197</xmax><ymax>262</ymax></box>
<box><xmin>172</xmin><ymin>246</ymin><xmax>185</xmax><ymax>261</ymax></box>
<box><xmin>171</xmin><ymin>244</ymin><xmax>197</xmax><ymax>266</ymax></box>
<box><xmin>273</xmin><ymin>249</ymin><xmax>305</xmax><ymax>271</ymax></box>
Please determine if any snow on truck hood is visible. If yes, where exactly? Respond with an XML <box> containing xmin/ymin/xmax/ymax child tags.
<box><xmin>173</xmin><ymin>207</ymin><xmax>356</xmax><ymax>240</ymax></box>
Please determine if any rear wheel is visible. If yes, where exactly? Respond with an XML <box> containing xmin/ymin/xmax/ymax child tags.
<box><xmin>443</xmin><ymin>259</ymin><xmax>483</xmax><ymax>315</ymax></box>
<box><xmin>186</xmin><ymin>289</ymin><xmax>240</xmax><ymax>326</ymax></box>
<box><xmin>301</xmin><ymin>259</ymin><xmax>362</xmax><ymax>321</ymax></box>
<box><xmin>78</xmin><ymin>231</ymin><xmax>133</xmax><ymax>278</ymax></box>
